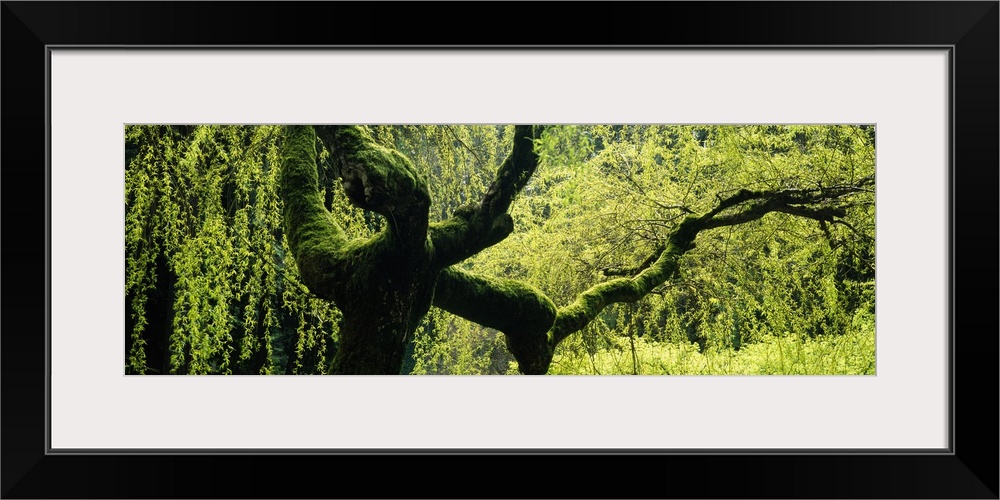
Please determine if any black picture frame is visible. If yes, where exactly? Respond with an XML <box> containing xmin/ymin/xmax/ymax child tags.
<box><xmin>2</xmin><ymin>2</ymin><xmax>996</xmax><ymax>498</ymax></box>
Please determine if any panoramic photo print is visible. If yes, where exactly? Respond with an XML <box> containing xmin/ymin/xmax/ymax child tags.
<box><xmin>125</xmin><ymin>125</ymin><xmax>875</xmax><ymax>375</ymax></box>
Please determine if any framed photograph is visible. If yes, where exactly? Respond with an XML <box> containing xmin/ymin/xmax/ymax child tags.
<box><xmin>3</xmin><ymin>2</ymin><xmax>996</xmax><ymax>498</ymax></box>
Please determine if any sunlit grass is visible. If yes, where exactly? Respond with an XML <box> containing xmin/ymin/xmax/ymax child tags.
<box><xmin>543</xmin><ymin>309</ymin><xmax>874</xmax><ymax>375</ymax></box>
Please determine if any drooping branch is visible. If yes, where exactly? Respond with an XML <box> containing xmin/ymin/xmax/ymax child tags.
<box><xmin>445</xmin><ymin>127</ymin><xmax>486</xmax><ymax>168</ymax></box>
<box><xmin>548</xmin><ymin>177</ymin><xmax>874</xmax><ymax>350</ymax></box>
<box><xmin>281</xmin><ymin>125</ymin><xmax>435</xmax><ymax>304</ymax></box>
<box><xmin>433</xmin><ymin>267</ymin><xmax>556</xmax><ymax>374</ymax></box>
<box><xmin>830</xmin><ymin>219</ymin><xmax>874</xmax><ymax>241</ymax></box>
<box><xmin>430</xmin><ymin>125</ymin><xmax>545</xmax><ymax>267</ymax></box>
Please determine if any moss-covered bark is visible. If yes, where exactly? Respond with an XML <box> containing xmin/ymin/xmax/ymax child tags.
<box><xmin>281</xmin><ymin>125</ymin><xmax>550</xmax><ymax>374</ymax></box>
<box><xmin>430</xmin><ymin>125</ymin><xmax>544</xmax><ymax>267</ymax></box>
<box><xmin>433</xmin><ymin>267</ymin><xmax>556</xmax><ymax>374</ymax></box>
<box><xmin>323</xmin><ymin>125</ymin><xmax>432</xmax><ymax>246</ymax></box>
<box><xmin>281</xmin><ymin>125</ymin><xmax>436</xmax><ymax>374</ymax></box>
<box><xmin>550</xmin><ymin>242</ymin><xmax>687</xmax><ymax>347</ymax></box>
<box><xmin>280</xmin><ymin>125</ymin><xmax>349</xmax><ymax>301</ymax></box>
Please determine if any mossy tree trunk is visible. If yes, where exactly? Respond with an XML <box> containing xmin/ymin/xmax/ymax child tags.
<box><xmin>280</xmin><ymin>125</ymin><xmax>874</xmax><ymax>375</ymax></box>
<box><xmin>280</xmin><ymin>125</ymin><xmax>544</xmax><ymax>374</ymax></box>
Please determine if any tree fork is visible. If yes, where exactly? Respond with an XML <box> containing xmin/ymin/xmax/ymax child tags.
<box><xmin>281</xmin><ymin>125</ymin><xmax>437</xmax><ymax>374</ymax></box>
<box><xmin>320</xmin><ymin>125</ymin><xmax>432</xmax><ymax>246</ymax></box>
<box><xmin>430</xmin><ymin>125</ymin><xmax>544</xmax><ymax>267</ymax></box>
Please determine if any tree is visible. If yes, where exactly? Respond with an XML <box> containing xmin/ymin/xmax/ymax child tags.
<box><xmin>125</xmin><ymin>124</ymin><xmax>875</xmax><ymax>375</ymax></box>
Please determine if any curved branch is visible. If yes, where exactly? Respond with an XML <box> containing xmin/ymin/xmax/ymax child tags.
<box><xmin>831</xmin><ymin>219</ymin><xmax>874</xmax><ymax>241</ymax></box>
<box><xmin>433</xmin><ymin>267</ymin><xmax>556</xmax><ymax>374</ymax></box>
<box><xmin>430</xmin><ymin>125</ymin><xmax>545</xmax><ymax>267</ymax></box>
<box><xmin>550</xmin><ymin>241</ymin><xmax>686</xmax><ymax>347</ymax></box>
<box><xmin>320</xmin><ymin>125</ymin><xmax>432</xmax><ymax>246</ymax></box>
<box><xmin>548</xmin><ymin>177</ymin><xmax>873</xmax><ymax>350</ymax></box>
<box><xmin>706</xmin><ymin>175</ymin><xmax>874</xmax><ymax>219</ymax></box>
<box><xmin>281</xmin><ymin>126</ymin><xmax>431</xmax><ymax>305</ymax></box>
<box><xmin>702</xmin><ymin>201</ymin><xmax>846</xmax><ymax>230</ymax></box>
<box><xmin>431</xmin><ymin>175</ymin><xmax>871</xmax><ymax>373</ymax></box>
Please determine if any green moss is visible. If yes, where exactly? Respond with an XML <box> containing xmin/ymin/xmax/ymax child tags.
<box><xmin>280</xmin><ymin>125</ymin><xmax>447</xmax><ymax>374</ymax></box>
<box><xmin>279</xmin><ymin>126</ymin><xmax>349</xmax><ymax>298</ymax></box>
<box><xmin>429</xmin><ymin>211</ymin><xmax>515</xmax><ymax>268</ymax></box>
<box><xmin>426</xmin><ymin>126</ymin><xmax>542</xmax><ymax>268</ymax></box>
<box><xmin>434</xmin><ymin>267</ymin><xmax>557</xmax><ymax>374</ymax></box>
<box><xmin>632</xmin><ymin>243</ymin><xmax>683</xmax><ymax>292</ymax></box>
<box><xmin>332</xmin><ymin>126</ymin><xmax>431</xmax><ymax>216</ymax></box>
<box><xmin>435</xmin><ymin>267</ymin><xmax>555</xmax><ymax>333</ymax></box>
<box><xmin>551</xmin><ymin>243</ymin><xmax>687</xmax><ymax>346</ymax></box>
<box><xmin>428</xmin><ymin>210</ymin><xmax>472</xmax><ymax>266</ymax></box>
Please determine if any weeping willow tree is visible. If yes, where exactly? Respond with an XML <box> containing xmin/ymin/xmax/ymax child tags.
<box><xmin>125</xmin><ymin>124</ymin><xmax>875</xmax><ymax>375</ymax></box>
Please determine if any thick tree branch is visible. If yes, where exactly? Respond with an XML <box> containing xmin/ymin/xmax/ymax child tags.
<box><xmin>430</xmin><ymin>125</ymin><xmax>545</xmax><ymax>267</ymax></box>
<box><xmin>279</xmin><ymin>125</ymin><xmax>349</xmax><ymax>300</ymax></box>
<box><xmin>433</xmin><ymin>267</ymin><xmax>557</xmax><ymax>374</ymax></box>
<box><xmin>319</xmin><ymin>125</ymin><xmax>432</xmax><ymax>246</ymax></box>
<box><xmin>481</xmin><ymin>125</ymin><xmax>547</xmax><ymax>219</ymax></box>
<box><xmin>430</xmin><ymin>176</ymin><xmax>872</xmax><ymax>373</ymax></box>
<box><xmin>550</xmin><ymin>241</ymin><xmax>686</xmax><ymax>347</ymax></box>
